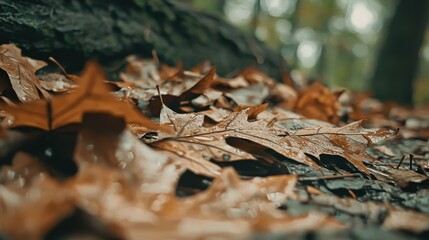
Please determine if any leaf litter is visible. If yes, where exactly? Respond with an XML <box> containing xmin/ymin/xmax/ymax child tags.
<box><xmin>0</xmin><ymin>44</ymin><xmax>428</xmax><ymax>239</ymax></box>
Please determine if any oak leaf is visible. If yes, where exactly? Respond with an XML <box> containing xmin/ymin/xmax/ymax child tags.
<box><xmin>153</xmin><ymin>107</ymin><xmax>319</xmax><ymax>176</ymax></box>
<box><xmin>0</xmin><ymin>153</ymin><xmax>74</xmax><ymax>240</ymax></box>
<box><xmin>0</xmin><ymin>44</ymin><xmax>49</xmax><ymax>102</ymax></box>
<box><xmin>1</xmin><ymin>61</ymin><xmax>165</xmax><ymax>131</ymax></box>
<box><xmin>38</xmin><ymin>73</ymin><xmax>76</xmax><ymax>93</ymax></box>
<box><xmin>277</xmin><ymin>119</ymin><xmax>398</xmax><ymax>173</ymax></box>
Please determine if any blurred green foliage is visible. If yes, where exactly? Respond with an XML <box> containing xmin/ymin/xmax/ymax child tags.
<box><xmin>183</xmin><ymin>0</ymin><xmax>429</xmax><ymax>103</ymax></box>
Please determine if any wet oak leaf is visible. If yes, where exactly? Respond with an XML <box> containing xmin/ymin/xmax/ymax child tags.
<box><xmin>1</xmin><ymin>61</ymin><xmax>165</xmax><ymax>131</ymax></box>
<box><xmin>38</xmin><ymin>73</ymin><xmax>76</xmax><ymax>93</ymax></box>
<box><xmin>226</xmin><ymin>83</ymin><xmax>269</xmax><ymax>106</ymax></box>
<box><xmin>279</xmin><ymin>120</ymin><xmax>398</xmax><ymax>174</ymax></box>
<box><xmin>180</xmin><ymin>66</ymin><xmax>216</xmax><ymax>98</ymax></box>
<box><xmin>74</xmin><ymin>113</ymin><xmax>182</xmax><ymax>194</ymax></box>
<box><xmin>154</xmin><ymin>108</ymin><xmax>319</xmax><ymax>172</ymax></box>
<box><xmin>0</xmin><ymin>43</ymin><xmax>50</xmax><ymax>102</ymax></box>
<box><xmin>170</xmin><ymin>168</ymin><xmax>344</xmax><ymax>236</ymax></box>
<box><xmin>201</xmin><ymin>106</ymin><xmax>232</xmax><ymax>123</ymax></box>
<box><xmin>148</xmin><ymin>67</ymin><xmax>217</xmax><ymax>115</ymax></box>
<box><xmin>155</xmin><ymin>99</ymin><xmax>223</xmax><ymax>177</ymax></box>
<box><xmin>380</xmin><ymin>166</ymin><xmax>427</xmax><ymax>188</ymax></box>
<box><xmin>183</xmin><ymin>167</ymin><xmax>298</xmax><ymax>211</ymax></box>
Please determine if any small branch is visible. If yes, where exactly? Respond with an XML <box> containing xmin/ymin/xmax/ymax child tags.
<box><xmin>396</xmin><ymin>155</ymin><xmax>406</xmax><ymax>169</ymax></box>
<box><xmin>298</xmin><ymin>173</ymin><xmax>359</xmax><ymax>182</ymax></box>
<box><xmin>409</xmin><ymin>154</ymin><xmax>413</xmax><ymax>170</ymax></box>
<box><xmin>49</xmin><ymin>56</ymin><xmax>69</xmax><ymax>76</ymax></box>
<box><xmin>152</xmin><ymin>49</ymin><xmax>160</xmax><ymax>66</ymax></box>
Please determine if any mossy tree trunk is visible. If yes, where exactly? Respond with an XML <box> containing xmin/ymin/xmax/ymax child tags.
<box><xmin>0</xmin><ymin>0</ymin><xmax>285</xmax><ymax>78</ymax></box>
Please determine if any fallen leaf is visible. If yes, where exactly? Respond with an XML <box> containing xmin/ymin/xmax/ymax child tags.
<box><xmin>154</xmin><ymin>108</ymin><xmax>319</xmax><ymax>172</ymax></box>
<box><xmin>0</xmin><ymin>153</ymin><xmax>75</xmax><ymax>240</ymax></box>
<box><xmin>0</xmin><ymin>44</ymin><xmax>49</xmax><ymax>102</ymax></box>
<box><xmin>148</xmin><ymin>67</ymin><xmax>218</xmax><ymax>115</ymax></box>
<box><xmin>154</xmin><ymin>97</ymin><xmax>223</xmax><ymax>177</ymax></box>
<box><xmin>279</xmin><ymin>120</ymin><xmax>398</xmax><ymax>174</ymax></box>
<box><xmin>1</xmin><ymin>61</ymin><xmax>165</xmax><ymax>131</ymax></box>
<box><xmin>38</xmin><ymin>73</ymin><xmax>76</xmax><ymax>93</ymax></box>
<box><xmin>383</xmin><ymin>207</ymin><xmax>429</xmax><ymax>234</ymax></box>
<box><xmin>233</xmin><ymin>103</ymin><xmax>269</xmax><ymax>120</ymax></box>
<box><xmin>381</xmin><ymin>166</ymin><xmax>427</xmax><ymax>188</ymax></box>
<box><xmin>294</xmin><ymin>82</ymin><xmax>341</xmax><ymax>124</ymax></box>
<box><xmin>74</xmin><ymin>113</ymin><xmax>182</xmax><ymax>193</ymax></box>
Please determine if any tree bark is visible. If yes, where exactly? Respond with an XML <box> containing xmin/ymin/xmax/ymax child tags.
<box><xmin>370</xmin><ymin>0</ymin><xmax>429</xmax><ymax>104</ymax></box>
<box><xmin>0</xmin><ymin>0</ymin><xmax>285</xmax><ymax>78</ymax></box>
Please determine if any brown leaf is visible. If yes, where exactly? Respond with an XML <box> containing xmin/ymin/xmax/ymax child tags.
<box><xmin>226</xmin><ymin>83</ymin><xmax>269</xmax><ymax>106</ymax></box>
<box><xmin>383</xmin><ymin>207</ymin><xmax>429</xmax><ymax>234</ymax></box>
<box><xmin>172</xmin><ymin>168</ymin><xmax>343</xmax><ymax>237</ymax></box>
<box><xmin>294</xmin><ymin>82</ymin><xmax>341</xmax><ymax>124</ymax></box>
<box><xmin>74</xmin><ymin>113</ymin><xmax>182</xmax><ymax>193</ymax></box>
<box><xmin>201</xmin><ymin>106</ymin><xmax>232</xmax><ymax>123</ymax></box>
<box><xmin>0</xmin><ymin>44</ymin><xmax>49</xmax><ymax>102</ymax></box>
<box><xmin>279</xmin><ymin>120</ymin><xmax>398</xmax><ymax>174</ymax></box>
<box><xmin>148</xmin><ymin>67</ymin><xmax>218</xmax><ymax>115</ymax></box>
<box><xmin>154</xmin><ymin>109</ymin><xmax>319</xmax><ymax>171</ymax></box>
<box><xmin>1</xmin><ymin>61</ymin><xmax>165</xmax><ymax>131</ymax></box>
<box><xmin>0</xmin><ymin>154</ymin><xmax>74</xmax><ymax>239</ymax></box>
<box><xmin>38</xmin><ymin>73</ymin><xmax>76</xmax><ymax>93</ymax></box>
<box><xmin>119</xmin><ymin>55</ymin><xmax>161</xmax><ymax>86</ymax></box>
<box><xmin>308</xmin><ymin>189</ymin><xmax>385</xmax><ymax>221</ymax></box>
<box><xmin>233</xmin><ymin>103</ymin><xmax>269</xmax><ymax>120</ymax></box>
<box><xmin>156</xmin><ymin>100</ymin><xmax>223</xmax><ymax>177</ymax></box>
<box><xmin>180</xmin><ymin>67</ymin><xmax>216</xmax><ymax>96</ymax></box>
<box><xmin>382</xmin><ymin>166</ymin><xmax>427</xmax><ymax>188</ymax></box>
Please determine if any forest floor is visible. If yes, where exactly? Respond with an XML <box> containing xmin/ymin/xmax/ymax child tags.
<box><xmin>0</xmin><ymin>43</ymin><xmax>428</xmax><ymax>239</ymax></box>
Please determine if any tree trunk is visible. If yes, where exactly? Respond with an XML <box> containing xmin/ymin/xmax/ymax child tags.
<box><xmin>0</xmin><ymin>0</ymin><xmax>285</xmax><ymax>78</ymax></box>
<box><xmin>370</xmin><ymin>0</ymin><xmax>429</xmax><ymax>104</ymax></box>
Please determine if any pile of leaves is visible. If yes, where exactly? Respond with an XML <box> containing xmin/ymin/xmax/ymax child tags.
<box><xmin>0</xmin><ymin>43</ymin><xmax>428</xmax><ymax>239</ymax></box>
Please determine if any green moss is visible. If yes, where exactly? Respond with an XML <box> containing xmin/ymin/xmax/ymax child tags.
<box><xmin>181</xmin><ymin>16</ymin><xmax>210</xmax><ymax>43</ymax></box>
<box><xmin>134</xmin><ymin>0</ymin><xmax>176</xmax><ymax>21</ymax></box>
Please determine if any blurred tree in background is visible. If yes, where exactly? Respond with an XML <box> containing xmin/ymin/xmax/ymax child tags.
<box><xmin>184</xmin><ymin>0</ymin><xmax>429</xmax><ymax>104</ymax></box>
<box><xmin>371</xmin><ymin>0</ymin><xmax>429</xmax><ymax>104</ymax></box>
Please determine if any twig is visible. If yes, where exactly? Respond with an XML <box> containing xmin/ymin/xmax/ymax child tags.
<box><xmin>49</xmin><ymin>56</ymin><xmax>69</xmax><ymax>76</ymax></box>
<box><xmin>156</xmin><ymin>85</ymin><xmax>164</xmax><ymax>105</ymax></box>
<box><xmin>0</xmin><ymin>96</ymin><xmax>17</xmax><ymax>107</ymax></box>
<box><xmin>298</xmin><ymin>173</ymin><xmax>359</xmax><ymax>182</ymax></box>
<box><xmin>409</xmin><ymin>154</ymin><xmax>413</xmax><ymax>170</ymax></box>
<box><xmin>396</xmin><ymin>155</ymin><xmax>406</xmax><ymax>169</ymax></box>
<box><xmin>348</xmin><ymin>189</ymin><xmax>357</xmax><ymax>199</ymax></box>
<box><xmin>367</xmin><ymin>167</ymin><xmax>391</xmax><ymax>178</ymax></box>
<box><xmin>152</xmin><ymin>49</ymin><xmax>159</xmax><ymax>66</ymax></box>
